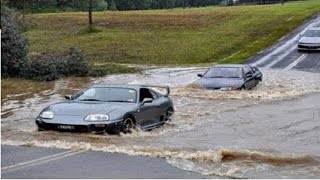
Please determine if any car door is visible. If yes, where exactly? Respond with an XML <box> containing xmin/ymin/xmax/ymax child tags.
<box><xmin>135</xmin><ymin>88</ymin><xmax>159</xmax><ymax>127</ymax></box>
<box><xmin>149</xmin><ymin>90</ymin><xmax>163</xmax><ymax>124</ymax></box>
<box><xmin>251</xmin><ymin>67</ymin><xmax>262</xmax><ymax>85</ymax></box>
<box><xmin>243</xmin><ymin>66</ymin><xmax>255</xmax><ymax>89</ymax></box>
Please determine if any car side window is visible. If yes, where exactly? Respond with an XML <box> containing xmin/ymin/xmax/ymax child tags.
<box><xmin>250</xmin><ymin>66</ymin><xmax>259</xmax><ymax>73</ymax></box>
<box><xmin>244</xmin><ymin>67</ymin><xmax>253</xmax><ymax>75</ymax></box>
<box><xmin>250</xmin><ymin>67</ymin><xmax>256</xmax><ymax>73</ymax></box>
<box><xmin>139</xmin><ymin>88</ymin><xmax>154</xmax><ymax>102</ymax></box>
<box><xmin>150</xmin><ymin>90</ymin><xmax>159</xmax><ymax>99</ymax></box>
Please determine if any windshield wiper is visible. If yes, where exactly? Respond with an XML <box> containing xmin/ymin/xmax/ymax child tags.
<box><xmin>79</xmin><ymin>98</ymin><xmax>101</xmax><ymax>101</ymax></box>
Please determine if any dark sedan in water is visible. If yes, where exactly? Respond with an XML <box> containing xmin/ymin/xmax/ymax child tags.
<box><xmin>194</xmin><ymin>64</ymin><xmax>262</xmax><ymax>90</ymax></box>
<box><xmin>36</xmin><ymin>85</ymin><xmax>174</xmax><ymax>134</ymax></box>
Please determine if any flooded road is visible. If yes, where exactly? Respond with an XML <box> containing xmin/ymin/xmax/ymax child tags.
<box><xmin>2</xmin><ymin>67</ymin><xmax>320</xmax><ymax>178</ymax></box>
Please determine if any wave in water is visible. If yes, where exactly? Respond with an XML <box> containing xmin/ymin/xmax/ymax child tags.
<box><xmin>3</xmin><ymin>139</ymin><xmax>319</xmax><ymax>178</ymax></box>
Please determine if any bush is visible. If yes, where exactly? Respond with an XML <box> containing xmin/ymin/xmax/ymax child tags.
<box><xmin>1</xmin><ymin>4</ymin><xmax>27</xmax><ymax>78</ymax></box>
<box><xmin>65</xmin><ymin>47</ymin><xmax>90</xmax><ymax>76</ymax></box>
<box><xmin>22</xmin><ymin>47</ymin><xmax>89</xmax><ymax>81</ymax></box>
<box><xmin>22</xmin><ymin>57</ymin><xmax>62</xmax><ymax>81</ymax></box>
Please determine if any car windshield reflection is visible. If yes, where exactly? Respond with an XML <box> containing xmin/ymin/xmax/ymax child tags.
<box><xmin>74</xmin><ymin>87</ymin><xmax>137</xmax><ymax>103</ymax></box>
<box><xmin>204</xmin><ymin>67</ymin><xmax>243</xmax><ymax>78</ymax></box>
<box><xmin>303</xmin><ymin>30</ymin><xmax>320</xmax><ymax>37</ymax></box>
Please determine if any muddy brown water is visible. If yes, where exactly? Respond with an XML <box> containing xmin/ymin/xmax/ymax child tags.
<box><xmin>2</xmin><ymin>68</ymin><xmax>320</xmax><ymax>178</ymax></box>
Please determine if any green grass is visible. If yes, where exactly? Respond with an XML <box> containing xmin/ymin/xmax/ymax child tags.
<box><xmin>25</xmin><ymin>0</ymin><xmax>320</xmax><ymax>65</ymax></box>
<box><xmin>89</xmin><ymin>63</ymin><xmax>142</xmax><ymax>77</ymax></box>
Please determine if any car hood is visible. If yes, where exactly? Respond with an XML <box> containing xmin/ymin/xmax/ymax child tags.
<box><xmin>299</xmin><ymin>37</ymin><xmax>320</xmax><ymax>44</ymax></box>
<box><xmin>46</xmin><ymin>101</ymin><xmax>136</xmax><ymax>116</ymax></box>
<box><xmin>194</xmin><ymin>78</ymin><xmax>244</xmax><ymax>89</ymax></box>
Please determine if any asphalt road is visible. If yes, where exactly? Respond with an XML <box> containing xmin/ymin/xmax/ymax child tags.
<box><xmin>2</xmin><ymin>15</ymin><xmax>320</xmax><ymax>180</ymax></box>
<box><xmin>250</xmin><ymin>14</ymin><xmax>320</xmax><ymax>72</ymax></box>
<box><xmin>1</xmin><ymin>145</ymin><xmax>204</xmax><ymax>179</ymax></box>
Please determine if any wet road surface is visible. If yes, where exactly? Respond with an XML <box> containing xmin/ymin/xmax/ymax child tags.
<box><xmin>250</xmin><ymin>14</ymin><xmax>320</xmax><ymax>73</ymax></box>
<box><xmin>1</xmin><ymin>145</ymin><xmax>204</xmax><ymax>179</ymax></box>
<box><xmin>2</xmin><ymin>15</ymin><xmax>320</xmax><ymax>179</ymax></box>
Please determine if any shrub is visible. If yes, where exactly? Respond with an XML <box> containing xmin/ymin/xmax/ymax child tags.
<box><xmin>65</xmin><ymin>47</ymin><xmax>90</xmax><ymax>76</ymax></box>
<box><xmin>22</xmin><ymin>53</ymin><xmax>64</xmax><ymax>81</ymax></box>
<box><xmin>1</xmin><ymin>4</ymin><xmax>27</xmax><ymax>78</ymax></box>
<box><xmin>22</xmin><ymin>47</ymin><xmax>89</xmax><ymax>81</ymax></box>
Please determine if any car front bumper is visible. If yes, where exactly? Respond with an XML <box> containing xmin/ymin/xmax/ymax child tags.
<box><xmin>298</xmin><ymin>44</ymin><xmax>320</xmax><ymax>51</ymax></box>
<box><xmin>36</xmin><ymin>118</ymin><xmax>123</xmax><ymax>133</ymax></box>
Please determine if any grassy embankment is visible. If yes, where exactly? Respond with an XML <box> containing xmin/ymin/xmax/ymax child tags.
<box><xmin>26</xmin><ymin>0</ymin><xmax>320</xmax><ymax>66</ymax></box>
<box><xmin>2</xmin><ymin>0</ymin><xmax>320</xmax><ymax>98</ymax></box>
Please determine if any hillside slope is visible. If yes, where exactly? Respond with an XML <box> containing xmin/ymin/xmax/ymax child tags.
<box><xmin>26</xmin><ymin>0</ymin><xmax>320</xmax><ymax>65</ymax></box>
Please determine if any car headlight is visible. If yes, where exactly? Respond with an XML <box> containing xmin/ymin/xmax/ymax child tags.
<box><xmin>220</xmin><ymin>87</ymin><xmax>232</xmax><ymax>91</ymax></box>
<box><xmin>220</xmin><ymin>86</ymin><xmax>238</xmax><ymax>91</ymax></box>
<box><xmin>39</xmin><ymin>111</ymin><xmax>54</xmax><ymax>119</ymax></box>
<box><xmin>84</xmin><ymin>114</ymin><xmax>109</xmax><ymax>121</ymax></box>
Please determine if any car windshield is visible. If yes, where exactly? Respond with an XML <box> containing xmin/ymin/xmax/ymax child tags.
<box><xmin>74</xmin><ymin>87</ymin><xmax>137</xmax><ymax>103</ymax></box>
<box><xmin>303</xmin><ymin>30</ymin><xmax>320</xmax><ymax>37</ymax></box>
<box><xmin>204</xmin><ymin>67</ymin><xmax>243</xmax><ymax>78</ymax></box>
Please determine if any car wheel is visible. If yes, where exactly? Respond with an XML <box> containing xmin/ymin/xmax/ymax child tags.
<box><xmin>121</xmin><ymin>117</ymin><xmax>134</xmax><ymax>134</ymax></box>
<box><xmin>165</xmin><ymin>108</ymin><xmax>174</xmax><ymax>121</ymax></box>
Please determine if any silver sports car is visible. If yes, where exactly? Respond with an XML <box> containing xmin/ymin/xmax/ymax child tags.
<box><xmin>298</xmin><ymin>27</ymin><xmax>320</xmax><ymax>51</ymax></box>
<box><xmin>36</xmin><ymin>85</ymin><xmax>174</xmax><ymax>134</ymax></box>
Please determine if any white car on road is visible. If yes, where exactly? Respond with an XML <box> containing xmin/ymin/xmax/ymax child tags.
<box><xmin>298</xmin><ymin>27</ymin><xmax>320</xmax><ymax>51</ymax></box>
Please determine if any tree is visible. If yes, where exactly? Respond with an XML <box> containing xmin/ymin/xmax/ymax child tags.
<box><xmin>134</xmin><ymin>0</ymin><xmax>152</xmax><ymax>10</ymax></box>
<box><xmin>89</xmin><ymin>0</ymin><xmax>93</xmax><ymax>28</ymax></box>
<box><xmin>109</xmin><ymin>0</ymin><xmax>117</xmax><ymax>10</ymax></box>
<box><xmin>1</xmin><ymin>3</ymin><xmax>28</xmax><ymax>78</ymax></box>
<box><xmin>151</xmin><ymin>0</ymin><xmax>175</xmax><ymax>9</ymax></box>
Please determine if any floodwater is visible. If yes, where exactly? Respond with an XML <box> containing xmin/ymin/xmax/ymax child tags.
<box><xmin>2</xmin><ymin>67</ymin><xmax>320</xmax><ymax>178</ymax></box>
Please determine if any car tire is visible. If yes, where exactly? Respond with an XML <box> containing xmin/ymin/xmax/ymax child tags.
<box><xmin>165</xmin><ymin>108</ymin><xmax>174</xmax><ymax>121</ymax></box>
<box><xmin>121</xmin><ymin>117</ymin><xmax>134</xmax><ymax>134</ymax></box>
<box><xmin>37</xmin><ymin>125</ymin><xmax>46</xmax><ymax>131</ymax></box>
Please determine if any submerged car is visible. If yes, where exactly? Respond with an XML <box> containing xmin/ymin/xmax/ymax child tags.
<box><xmin>298</xmin><ymin>27</ymin><xmax>320</xmax><ymax>51</ymax></box>
<box><xmin>194</xmin><ymin>64</ymin><xmax>262</xmax><ymax>90</ymax></box>
<box><xmin>36</xmin><ymin>85</ymin><xmax>174</xmax><ymax>134</ymax></box>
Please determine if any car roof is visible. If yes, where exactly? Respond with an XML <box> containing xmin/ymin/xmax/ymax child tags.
<box><xmin>212</xmin><ymin>64</ymin><xmax>249</xmax><ymax>68</ymax></box>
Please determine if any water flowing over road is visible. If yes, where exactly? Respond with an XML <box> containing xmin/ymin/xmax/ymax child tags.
<box><xmin>2</xmin><ymin>67</ymin><xmax>320</xmax><ymax>178</ymax></box>
<box><xmin>2</xmin><ymin>15</ymin><xmax>320</xmax><ymax>179</ymax></box>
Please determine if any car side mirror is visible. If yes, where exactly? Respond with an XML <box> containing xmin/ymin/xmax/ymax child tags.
<box><xmin>142</xmin><ymin>98</ymin><xmax>153</xmax><ymax>105</ymax></box>
<box><xmin>65</xmin><ymin>95</ymin><xmax>73</xmax><ymax>100</ymax></box>
<box><xmin>246</xmin><ymin>74</ymin><xmax>253</xmax><ymax>78</ymax></box>
<box><xmin>197</xmin><ymin>74</ymin><xmax>203</xmax><ymax>77</ymax></box>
